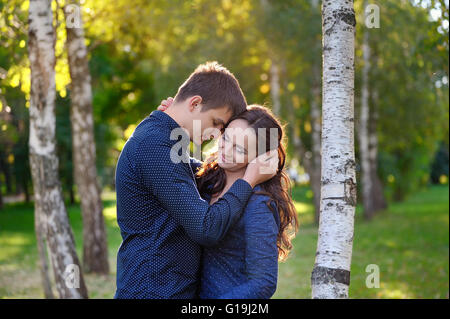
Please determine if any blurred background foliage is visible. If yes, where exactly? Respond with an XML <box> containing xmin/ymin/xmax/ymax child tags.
<box><xmin>0</xmin><ymin>0</ymin><xmax>448</xmax><ymax>203</ymax></box>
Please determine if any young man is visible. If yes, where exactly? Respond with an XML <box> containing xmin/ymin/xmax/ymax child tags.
<box><xmin>114</xmin><ymin>62</ymin><xmax>277</xmax><ymax>298</ymax></box>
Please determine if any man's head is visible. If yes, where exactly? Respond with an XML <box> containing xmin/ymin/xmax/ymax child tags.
<box><xmin>166</xmin><ymin>62</ymin><xmax>247</xmax><ymax>144</ymax></box>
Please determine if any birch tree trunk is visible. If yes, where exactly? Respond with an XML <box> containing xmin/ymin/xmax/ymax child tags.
<box><xmin>28</xmin><ymin>0</ymin><xmax>88</xmax><ymax>298</ymax></box>
<box><xmin>311</xmin><ymin>0</ymin><xmax>356</xmax><ymax>299</ymax></box>
<box><xmin>34</xmin><ymin>207</ymin><xmax>55</xmax><ymax>298</ymax></box>
<box><xmin>358</xmin><ymin>10</ymin><xmax>386</xmax><ymax>219</ymax></box>
<box><xmin>270</xmin><ymin>59</ymin><xmax>281</xmax><ymax>117</ymax></box>
<box><xmin>308</xmin><ymin>0</ymin><xmax>322</xmax><ymax>225</ymax></box>
<box><xmin>64</xmin><ymin>0</ymin><xmax>109</xmax><ymax>274</ymax></box>
<box><xmin>310</xmin><ymin>61</ymin><xmax>322</xmax><ymax>225</ymax></box>
<box><xmin>369</xmin><ymin>88</ymin><xmax>387</xmax><ymax>211</ymax></box>
<box><xmin>358</xmin><ymin>16</ymin><xmax>374</xmax><ymax>219</ymax></box>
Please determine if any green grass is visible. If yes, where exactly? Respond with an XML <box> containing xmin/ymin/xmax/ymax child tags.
<box><xmin>0</xmin><ymin>186</ymin><xmax>448</xmax><ymax>299</ymax></box>
<box><xmin>0</xmin><ymin>193</ymin><xmax>123</xmax><ymax>299</ymax></box>
<box><xmin>274</xmin><ymin>185</ymin><xmax>449</xmax><ymax>299</ymax></box>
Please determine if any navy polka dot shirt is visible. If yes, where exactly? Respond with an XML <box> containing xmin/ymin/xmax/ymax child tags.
<box><xmin>114</xmin><ymin>110</ymin><xmax>253</xmax><ymax>299</ymax></box>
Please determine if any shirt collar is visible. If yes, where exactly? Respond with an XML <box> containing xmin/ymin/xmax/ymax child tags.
<box><xmin>149</xmin><ymin>110</ymin><xmax>181</xmax><ymax>132</ymax></box>
<box><xmin>149</xmin><ymin>110</ymin><xmax>191</xmax><ymax>146</ymax></box>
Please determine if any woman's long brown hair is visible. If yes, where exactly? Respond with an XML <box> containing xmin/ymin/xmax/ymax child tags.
<box><xmin>196</xmin><ymin>104</ymin><xmax>299</xmax><ymax>261</ymax></box>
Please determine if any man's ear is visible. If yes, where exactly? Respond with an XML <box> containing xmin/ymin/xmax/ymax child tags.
<box><xmin>188</xmin><ymin>95</ymin><xmax>203</xmax><ymax>112</ymax></box>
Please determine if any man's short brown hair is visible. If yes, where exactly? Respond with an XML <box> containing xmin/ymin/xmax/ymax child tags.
<box><xmin>174</xmin><ymin>61</ymin><xmax>247</xmax><ymax>118</ymax></box>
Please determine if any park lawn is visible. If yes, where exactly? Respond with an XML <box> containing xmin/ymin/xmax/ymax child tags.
<box><xmin>274</xmin><ymin>184</ymin><xmax>449</xmax><ymax>299</ymax></box>
<box><xmin>0</xmin><ymin>185</ymin><xmax>448</xmax><ymax>299</ymax></box>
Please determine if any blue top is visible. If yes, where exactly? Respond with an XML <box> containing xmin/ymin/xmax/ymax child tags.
<box><xmin>199</xmin><ymin>186</ymin><xmax>280</xmax><ymax>299</ymax></box>
<box><xmin>114</xmin><ymin>110</ymin><xmax>253</xmax><ymax>299</ymax></box>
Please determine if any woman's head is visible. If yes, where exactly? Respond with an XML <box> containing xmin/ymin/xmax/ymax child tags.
<box><xmin>217</xmin><ymin>104</ymin><xmax>285</xmax><ymax>174</ymax></box>
<box><xmin>196</xmin><ymin>104</ymin><xmax>298</xmax><ymax>261</ymax></box>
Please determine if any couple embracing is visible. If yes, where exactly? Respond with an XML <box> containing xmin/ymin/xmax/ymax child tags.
<box><xmin>114</xmin><ymin>62</ymin><xmax>298</xmax><ymax>299</ymax></box>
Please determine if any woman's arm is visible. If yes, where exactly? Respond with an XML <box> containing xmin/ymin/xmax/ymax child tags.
<box><xmin>218</xmin><ymin>196</ymin><xmax>279</xmax><ymax>299</ymax></box>
<box><xmin>137</xmin><ymin>136</ymin><xmax>253</xmax><ymax>247</ymax></box>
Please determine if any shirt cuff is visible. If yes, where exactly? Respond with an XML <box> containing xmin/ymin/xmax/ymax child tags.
<box><xmin>230</xmin><ymin>178</ymin><xmax>254</xmax><ymax>199</ymax></box>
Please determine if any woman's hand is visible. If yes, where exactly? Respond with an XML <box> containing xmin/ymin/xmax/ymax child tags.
<box><xmin>157</xmin><ymin>97</ymin><xmax>174</xmax><ymax>111</ymax></box>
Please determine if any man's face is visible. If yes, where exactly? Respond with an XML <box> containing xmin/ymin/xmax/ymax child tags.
<box><xmin>191</xmin><ymin>105</ymin><xmax>232</xmax><ymax>144</ymax></box>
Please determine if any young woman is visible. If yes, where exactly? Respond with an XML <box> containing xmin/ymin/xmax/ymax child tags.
<box><xmin>194</xmin><ymin>104</ymin><xmax>299</xmax><ymax>299</ymax></box>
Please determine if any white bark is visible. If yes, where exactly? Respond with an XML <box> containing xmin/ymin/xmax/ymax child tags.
<box><xmin>34</xmin><ymin>206</ymin><xmax>54</xmax><ymax>298</ymax></box>
<box><xmin>311</xmin><ymin>0</ymin><xmax>356</xmax><ymax>299</ymax></box>
<box><xmin>359</xmin><ymin>16</ymin><xmax>373</xmax><ymax>218</ymax></box>
<box><xmin>28</xmin><ymin>0</ymin><xmax>88</xmax><ymax>298</ymax></box>
<box><xmin>64</xmin><ymin>0</ymin><xmax>109</xmax><ymax>274</ymax></box>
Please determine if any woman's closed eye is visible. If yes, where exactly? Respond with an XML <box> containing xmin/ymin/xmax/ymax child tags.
<box><xmin>235</xmin><ymin>145</ymin><xmax>246</xmax><ymax>155</ymax></box>
<box><xmin>222</xmin><ymin>133</ymin><xmax>246</xmax><ymax>155</ymax></box>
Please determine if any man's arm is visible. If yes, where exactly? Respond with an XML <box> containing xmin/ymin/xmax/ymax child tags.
<box><xmin>137</xmin><ymin>136</ymin><xmax>252</xmax><ymax>246</ymax></box>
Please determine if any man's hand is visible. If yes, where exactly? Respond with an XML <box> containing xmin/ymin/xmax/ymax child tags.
<box><xmin>157</xmin><ymin>97</ymin><xmax>174</xmax><ymax>111</ymax></box>
<box><xmin>243</xmin><ymin>150</ymin><xmax>279</xmax><ymax>188</ymax></box>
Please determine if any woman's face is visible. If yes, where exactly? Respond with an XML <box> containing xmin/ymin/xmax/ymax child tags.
<box><xmin>217</xmin><ymin>119</ymin><xmax>258</xmax><ymax>172</ymax></box>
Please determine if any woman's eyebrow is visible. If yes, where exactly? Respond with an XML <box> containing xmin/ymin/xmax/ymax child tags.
<box><xmin>234</xmin><ymin>138</ymin><xmax>247</xmax><ymax>153</ymax></box>
<box><xmin>237</xmin><ymin>145</ymin><xmax>247</xmax><ymax>154</ymax></box>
